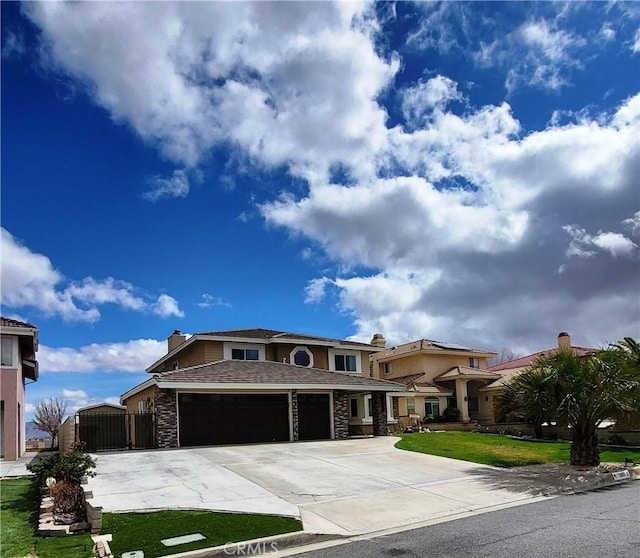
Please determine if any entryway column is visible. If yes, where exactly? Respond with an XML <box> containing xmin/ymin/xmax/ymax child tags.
<box><xmin>455</xmin><ymin>379</ymin><xmax>470</xmax><ymax>422</ymax></box>
<box><xmin>372</xmin><ymin>392</ymin><xmax>388</xmax><ymax>436</ymax></box>
<box><xmin>332</xmin><ymin>391</ymin><xmax>349</xmax><ymax>439</ymax></box>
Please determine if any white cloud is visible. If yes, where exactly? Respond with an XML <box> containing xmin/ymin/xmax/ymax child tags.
<box><xmin>633</xmin><ymin>28</ymin><xmax>640</xmax><ymax>53</ymax></box>
<box><xmin>25</xmin><ymin>1</ymin><xmax>398</xmax><ymax>186</ymax></box>
<box><xmin>1</xmin><ymin>228</ymin><xmax>184</xmax><ymax>320</ymax></box>
<box><xmin>61</xmin><ymin>389</ymin><xmax>88</xmax><ymax>400</ymax></box>
<box><xmin>143</xmin><ymin>169</ymin><xmax>190</xmax><ymax>202</ymax></box>
<box><xmin>564</xmin><ymin>225</ymin><xmax>637</xmax><ymax>259</ymax></box>
<box><xmin>623</xmin><ymin>211</ymin><xmax>640</xmax><ymax>235</ymax></box>
<box><xmin>304</xmin><ymin>277</ymin><xmax>333</xmax><ymax>304</ymax></box>
<box><xmin>197</xmin><ymin>294</ymin><xmax>231</xmax><ymax>309</ymax></box>
<box><xmin>39</xmin><ymin>339</ymin><xmax>166</xmax><ymax>373</ymax></box>
<box><xmin>401</xmin><ymin>76</ymin><xmax>462</xmax><ymax>126</ymax></box>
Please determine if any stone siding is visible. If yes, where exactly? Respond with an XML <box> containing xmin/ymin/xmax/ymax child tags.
<box><xmin>155</xmin><ymin>387</ymin><xmax>178</xmax><ymax>448</ymax></box>
<box><xmin>333</xmin><ymin>391</ymin><xmax>349</xmax><ymax>439</ymax></box>
<box><xmin>372</xmin><ymin>392</ymin><xmax>388</xmax><ymax>436</ymax></box>
<box><xmin>291</xmin><ymin>390</ymin><xmax>299</xmax><ymax>441</ymax></box>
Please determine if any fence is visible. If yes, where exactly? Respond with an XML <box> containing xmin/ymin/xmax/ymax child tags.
<box><xmin>59</xmin><ymin>415</ymin><xmax>77</xmax><ymax>453</ymax></box>
<box><xmin>75</xmin><ymin>412</ymin><xmax>156</xmax><ymax>452</ymax></box>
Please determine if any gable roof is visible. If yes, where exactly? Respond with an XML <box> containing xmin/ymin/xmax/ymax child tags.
<box><xmin>372</xmin><ymin>338</ymin><xmax>496</xmax><ymax>362</ymax></box>
<box><xmin>488</xmin><ymin>346</ymin><xmax>594</xmax><ymax>372</ymax></box>
<box><xmin>434</xmin><ymin>365</ymin><xmax>502</xmax><ymax>381</ymax></box>
<box><xmin>147</xmin><ymin>327</ymin><xmax>383</xmax><ymax>372</ymax></box>
<box><xmin>153</xmin><ymin>360</ymin><xmax>405</xmax><ymax>392</ymax></box>
<box><xmin>388</xmin><ymin>373</ymin><xmax>454</xmax><ymax>395</ymax></box>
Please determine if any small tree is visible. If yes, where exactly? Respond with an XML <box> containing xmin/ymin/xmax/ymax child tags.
<box><xmin>33</xmin><ymin>397</ymin><xmax>67</xmax><ymax>449</ymax></box>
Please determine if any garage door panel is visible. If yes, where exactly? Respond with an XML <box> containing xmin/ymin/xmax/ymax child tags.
<box><xmin>297</xmin><ymin>393</ymin><xmax>331</xmax><ymax>441</ymax></box>
<box><xmin>178</xmin><ymin>393</ymin><xmax>289</xmax><ymax>447</ymax></box>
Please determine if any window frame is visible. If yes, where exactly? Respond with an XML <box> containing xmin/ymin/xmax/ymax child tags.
<box><xmin>469</xmin><ymin>357</ymin><xmax>479</xmax><ymax>368</ymax></box>
<box><xmin>328</xmin><ymin>349</ymin><xmax>361</xmax><ymax>374</ymax></box>
<box><xmin>223</xmin><ymin>343</ymin><xmax>265</xmax><ymax>361</ymax></box>
<box><xmin>290</xmin><ymin>346</ymin><xmax>314</xmax><ymax>368</ymax></box>
<box><xmin>1</xmin><ymin>337</ymin><xmax>14</xmax><ymax>367</ymax></box>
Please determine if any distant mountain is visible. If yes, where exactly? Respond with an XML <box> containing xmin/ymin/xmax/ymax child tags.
<box><xmin>26</xmin><ymin>421</ymin><xmax>52</xmax><ymax>441</ymax></box>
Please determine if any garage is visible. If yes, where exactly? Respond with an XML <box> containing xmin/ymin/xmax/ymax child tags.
<box><xmin>297</xmin><ymin>393</ymin><xmax>331</xmax><ymax>440</ymax></box>
<box><xmin>178</xmin><ymin>393</ymin><xmax>290</xmax><ymax>447</ymax></box>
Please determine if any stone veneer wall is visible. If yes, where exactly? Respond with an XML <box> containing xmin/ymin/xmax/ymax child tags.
<box><xmin>155</xmin><ymin>387</ymin><xmax>178</xmax><ymax>448</ymax></box>
<box><xmin>333</xmin><ymin>391</ymin><xmax>349</xmax><ymax>439</ymax></box>
<box><xmin>291</xmin><ymin>390</ymin><xmax>299</xmax><ymax>441</ymax></box>
<box><xmin>372</xmin><ymin>392</ymin><xmax>388</xmax><ymax>436</ymax></box>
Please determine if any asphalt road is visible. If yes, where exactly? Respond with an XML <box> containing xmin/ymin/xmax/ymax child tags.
<box><xmin>294</xmin><ymin>483</ymin><xmax>639</xmax><ymax>558</ymax></box>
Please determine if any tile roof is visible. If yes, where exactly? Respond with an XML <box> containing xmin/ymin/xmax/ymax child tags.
<box><xmin>196</xmin><ymin>328</ymin><xmax>377</xmax><ymax>348</ymax></box>
<box><xmin>156</xmin><ymin>360</ymin><xmax>404</xmax><ymax>390</ymax></box>
<box><xmin>488</xmin><ymin>346</ymin><xmax>594</xmax><ymax>371</ymax></box>
<box><xmin>1</xmin><ymin>316</ymin><xmax>37</xmax><ymax>329</ymax></box>
<box><xmin>435</xmin><ymin>365</ymin><xmax>502</xmax><ymax>381</ymax></box>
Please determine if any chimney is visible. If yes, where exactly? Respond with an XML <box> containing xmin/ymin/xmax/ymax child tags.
<box><xmin>557</xmin><ymin>332</ymin><xmax>571</xmax><ymax>351</ymax></box>
<box><xmin>370</xmin><ymin>333</ymin><xmax>386</xmax><ymax>348</ymax></box>
<box><xmin>168</xmin><ymin>329</ymin><xmax>186</xmax><ymax>352</ymax></box>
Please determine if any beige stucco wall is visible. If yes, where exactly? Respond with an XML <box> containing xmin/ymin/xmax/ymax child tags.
<box><xmin>58</xmin><ymin>416</ymin><xmax>77</xmax><ymax>454</ymax></box>
<box><xmin>374</xmin><ymin>353</ymin><xmax>491</xmax><ymax>381</ymax></box>
<box><xmin>123</xmin><ymin>385</ymin><xmax>156</xmax><ymax>414</ymax></box>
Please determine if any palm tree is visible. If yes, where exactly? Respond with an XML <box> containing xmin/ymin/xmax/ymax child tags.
<box><xmin>500</xmin><ymin>346</ymin><xmax>640</xmax><ymax>465</ymax></box>
<box><xmin>494</xmin><ymin>367</ymin><xmax>557</xmax><ymax>439</ymax></box>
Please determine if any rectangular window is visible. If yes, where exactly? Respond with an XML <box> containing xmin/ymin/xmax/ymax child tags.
<box><xmin>1</xmin><ymin>338</ymin><xmax>13</xmax><ymax>367</ymax></box>
<box><xmin>469</xmin><ymin>357</ymin><xmax>479</xmax><ymax>368</ymax></box>
<box><xmin>335</xmin><ymin>354</ymin><xmax>357</xmax><ymax>372</ymax></box>
<box><xmin>350</xmin><ymin>398</ymin><xmax>358</xmax><ymax>418</ymax></box>
<box><xmin>407</xmin><ymin>398</ymin><xmax>416</xmax><ymax>415</ymax></box>
<box><xmin>231</xmin><ymin>348</ymin><xmax>260</xmax><ymax>361</ymax></box>
<box><xmin>425</xmin><ymin>398</ymin><xmax>440</xmax><ymax>416</ymax></box>
<box><xmin>367</xmin><ymin>397</ymin><xmax>373</xmax><ymax>417</ymax></box>
<box><xmin>384</xmin><ymin>362</ymin><xmax>393</xmax><ymax>375</ymax></box>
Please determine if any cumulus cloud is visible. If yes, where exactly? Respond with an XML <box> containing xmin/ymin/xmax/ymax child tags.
<box><xmin>25</xmin><ymin>1</ymin><xmax>398</xmax><ymax>186</ymax></box>
<box><xmin>39</xmin><ymin>339</ymin><xmax>166</xmax><ymax>373</ymax></box>
<box><xmin>22</xmin><ymin>2</ymin><xmax>640</xmax><ymax>352</ymax></box>
<box><xmin>1</xmin><ymin>228</ymin><xmax>184</xmax><ymax>321</ymax></box>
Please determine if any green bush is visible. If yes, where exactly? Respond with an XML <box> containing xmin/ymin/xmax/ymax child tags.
<box><xmin>442</xmin><ymin>407</ymin><xmax>461</xmax><ymax>422</ymax></box>
<box><xmin>27</xmin><ymin>443</ymin><xmax>96</xmax><ymax>485</ymax></box>
<box><xmin>423</xmin><ymin>414</ymin><xmax>444</xmax><ymax>424</ymax></box>
<box><xmin>606</xmin><ymin>434</ymin><xmax>628</xmax><ymax>446</ymax></box>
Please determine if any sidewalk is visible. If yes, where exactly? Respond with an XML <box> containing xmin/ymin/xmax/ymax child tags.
<box><xmin>0</xmin><ymin>451</ymin><xmax>52</xmax><ymax>478</ymax></box>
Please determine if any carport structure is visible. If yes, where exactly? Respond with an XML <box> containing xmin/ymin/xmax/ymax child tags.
<box><xmin>141</xmin><ymin>360</ymin><xmax>404</xmax><ymax>448</ymax></box>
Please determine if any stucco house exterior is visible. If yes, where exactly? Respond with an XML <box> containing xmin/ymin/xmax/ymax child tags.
<box><xmin>1</xmin><ymin>317</ymin><xmax>39</xmax><ymax>460</ymax></box>
<box><xmin>121</xmin><ymin>328</ymin><xmax>403</xmax><ymax>447</ymax></box>
<box><xmin>370</xmin><ymin>336</ymin><xmax>498</xmax><ymax>426</ymax></box>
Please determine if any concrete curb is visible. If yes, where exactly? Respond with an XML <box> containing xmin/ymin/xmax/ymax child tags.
<box><xmin>162</xmin><ymin>531</ymin><xmax>343</xmax><ymax>558</ymax></box>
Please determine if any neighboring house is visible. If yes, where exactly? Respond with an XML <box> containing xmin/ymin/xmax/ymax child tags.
<box><xmin>370</xmin><ymin>337</ymin><xmax>498</xmax><ymax>425</ymax></box>
<box><xmin>1</xmin><ymin>317</ymin><xmax>39</xmax><ymax>460</ymax></box>
<box><xmin>121</xmin><ymin>328</ymin><xmax>403</xmax><ymax>447</ymax></box>
<box><xmin>483</xmin><ymin>332</ymin><xmax>594</xmax><ymax>423</ymax></box>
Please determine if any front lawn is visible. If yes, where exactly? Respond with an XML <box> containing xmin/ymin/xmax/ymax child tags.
<box><xmin>395</xmin><ymin>432</ymin><xmax>640</xmax><ymax>467</ymax></box>
<box><xmin>105</xmin><ymin>511</ymin><xmax>302</xmax><ymax>557</ymax></box>
<box><xmin>0</xmin><ymin>478</ymin><xmax>302</xmax><ymax>558</ymax></box>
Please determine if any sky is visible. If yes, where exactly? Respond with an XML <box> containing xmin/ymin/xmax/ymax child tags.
<box><xmin>1</xmin><ymin>1</ymin><xmax>639</xmax><ymax>419</ymax></box>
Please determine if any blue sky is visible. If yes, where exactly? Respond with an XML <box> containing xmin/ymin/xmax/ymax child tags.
<box><xmin>2</xmin><ymin>1</ymin><xmax>639</xmax><ymax>418</ymax></box>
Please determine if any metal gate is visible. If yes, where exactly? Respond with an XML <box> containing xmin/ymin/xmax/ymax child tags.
<box><xmin>77</xmin><ymin>412</ymin><xmax>156</xmax><ymax>451</ymax></box>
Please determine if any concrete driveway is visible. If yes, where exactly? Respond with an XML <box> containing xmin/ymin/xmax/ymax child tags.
<box><xmin>88</xmin><ymin>437</ymin><xmax>543</xmax><ymax>535</ymax></box>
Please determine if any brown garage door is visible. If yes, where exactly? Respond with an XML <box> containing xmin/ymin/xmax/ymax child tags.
<box><xmin>178</xmin><ymin>393</ymin><xmax>290</xmax><ymax>447</ymax></box>
<box><xmin>297</xmin><ymin>393</ymin><xmax>331</xmax><ymax>441</ymax></box>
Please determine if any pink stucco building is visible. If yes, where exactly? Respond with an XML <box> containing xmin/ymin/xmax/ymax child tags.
<box><xmin>1</xmin><ymin>317</ymin><xmax>39</xmax><ymax>461</ymax></box>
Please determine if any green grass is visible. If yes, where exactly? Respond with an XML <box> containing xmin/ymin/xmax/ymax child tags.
<box><xmin>0</xmin><ymin>478</ymin><xmax>91</xmax><ymax>558</ymax></box>
<box><xmin>1</xmin><ymin>478</ymin><xmax>302</xmax><ymax>558</ymax></box>
<box><xmin>395</xmin><ymin>432</ymin><xmax>640</xmax><ymax>468</ymax></box>
<box><xmin>104</xmin><ymin>511</ymin><xmax>302</xmax><ymax>557</ymax></box>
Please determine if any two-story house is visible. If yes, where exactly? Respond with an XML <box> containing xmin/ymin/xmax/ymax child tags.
<box><xmin>121</xmin><ymin>328</ymin><xmax>403</xmax><ymax>448</ymax></box>
<box><xmin>1</xmin><ymin>317</ymin><xmax>39</xmax><ymax>461</ymax></box>
<box><xmin>370</xmin><ymin>338</ymin><xmax>498</xmax><ymax>426</ymax></box>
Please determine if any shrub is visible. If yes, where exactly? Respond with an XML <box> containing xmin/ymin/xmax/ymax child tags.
<box><xmin>442</xmin><ymin>407</ymin><xmax>461</xmax><ymax>422</ymax></box>
<box><xmin>27</xmin><ymin>443</ymin><xmax>96</xmax><ymax>485</ymax></box>
<box><xmin>423</xmin><ymin>414</ymin><xmax>444</xmax><ymax>424</ymax></box>
<box><xmin>50</xmin><ymin>480</ymin><xmax>85</xmax><ymax>524</ymax></box>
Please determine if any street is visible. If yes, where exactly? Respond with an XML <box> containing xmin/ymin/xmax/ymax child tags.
<box><xmin>291</xmin><ymin>483</ymin><xmax>639</xmax><ymax>558</ymax></box>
